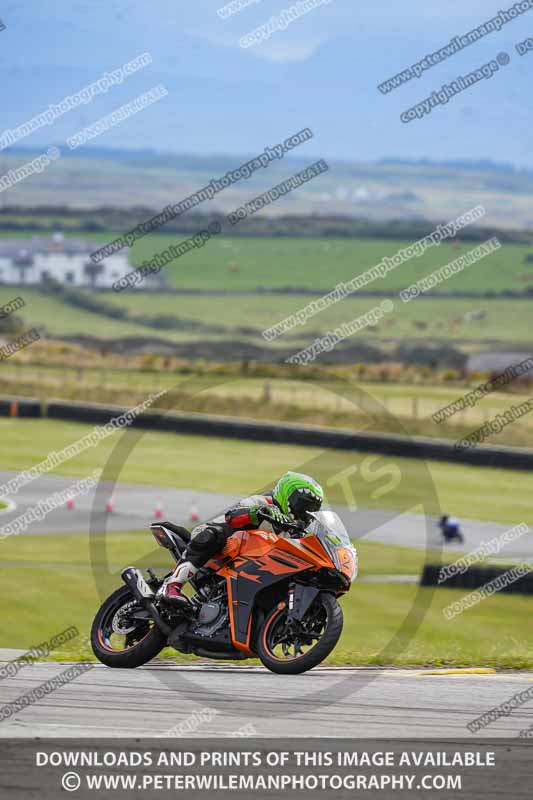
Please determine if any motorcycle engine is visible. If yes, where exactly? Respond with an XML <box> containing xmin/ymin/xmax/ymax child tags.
<box><xmin>193</xmin><ymin>601</ymin><xmax>228</xmax><ymax>637</ymax></box>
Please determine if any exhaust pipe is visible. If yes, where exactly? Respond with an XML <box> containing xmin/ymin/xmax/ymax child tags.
<box><xmin>121</xmin><ymin>566</ymin><xmax>154</xmax><ymax>601</ymax></box>
<box><xmin>121</xmin><ymin>566</ymin><xmax>173</xmax><ymax>637</ymax></box>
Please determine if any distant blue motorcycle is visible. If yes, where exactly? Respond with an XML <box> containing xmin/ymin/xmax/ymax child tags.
<box><xmin>438</xmin><ymin>515</ymin><xmax>464</xmax><ymax>544</ymax></box>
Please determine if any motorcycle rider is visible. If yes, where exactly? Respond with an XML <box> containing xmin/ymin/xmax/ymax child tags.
<box><xmin>438</xmin><ymin>514</ymin><xmax>464</xmax><ymax>543</ymax></box>
<box><xmin>157</xmin><ymin>471</ymin><xmax>324</xmax><ymax>607</ymax></box>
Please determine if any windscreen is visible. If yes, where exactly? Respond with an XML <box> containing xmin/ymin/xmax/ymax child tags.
<box><xmin>306</xmin><ymin>509</ymin><xmax>352</xmax><ymax>547</ymax></box>
<box><xmin>306</xmin><ymin>510</ymin><xmax>358</xmax><ymax>583</ymax></box>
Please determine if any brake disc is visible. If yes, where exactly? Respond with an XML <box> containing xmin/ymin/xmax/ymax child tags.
<box><xmin>112</xmin><ymin>600</ymin><xmax>138</xmax><ymax>635</ymax></box>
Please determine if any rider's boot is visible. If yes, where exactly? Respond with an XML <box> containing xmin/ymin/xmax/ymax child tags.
<box><xmin>157</xmin><ymin>560</ymin><xmax>198</xmax><ymax>610</ymax></box>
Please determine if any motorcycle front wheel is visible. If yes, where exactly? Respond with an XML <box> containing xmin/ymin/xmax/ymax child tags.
<box><xmin>91</xmin><ymin>585</ymin><xmax>167</xmax><ymax>668</ymax></box>
<box><xmin>257</xmin><ymin>592</ymin><xmax>343</xmax><ymax>675</ymax></box>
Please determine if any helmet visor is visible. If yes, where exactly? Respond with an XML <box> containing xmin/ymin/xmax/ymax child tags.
<box><xmin>289</xmin><ymin>489</ymin><xmax>322</xmax><ymax>520</ymax></box>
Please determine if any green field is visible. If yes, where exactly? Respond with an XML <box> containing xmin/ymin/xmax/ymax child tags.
<box><xmin>2</xmin><ymin>284</ymin><xmax>533</xmax><ymax>356</ymax></box>
<box><xmin>3</xmin><ymin>231</ymin><xmax>532</xmax><ymax>294</ymax></box>
<box><xmin>0</xmin><ymin>287</ymin><xmax>214</xmax><ymax>344</ymax></box>
<box><xmin>126</xmin><ymin>235</ymin><xmax>531</xmax><ymax>293</ymax></box>
<box><xmin>107</xmin><ymin>291</ymin><xmax>533</xmax><ymax>346</ymax></box>
<box><xmin>1</xmin><ymin>231</ymin><xmax>533</xmax><ymax>357</ymax></box>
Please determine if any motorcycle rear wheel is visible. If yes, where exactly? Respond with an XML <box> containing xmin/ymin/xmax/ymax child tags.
<box><xmin>257</xmin><ymin>592</ymin><xmax>343</xmax><ymax>675</ymax></box>
<box><xmin>91</xmin><ymin>585</ymin><xmax>167</xmax><ymax>668</ymax></box>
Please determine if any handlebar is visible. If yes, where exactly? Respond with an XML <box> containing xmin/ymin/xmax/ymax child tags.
<box><xmin>278</xmin><ymin>519</ymin><xmax>307</xmax><ymax>538</ymax></box>
<box><xmin>256</xmin><ymin>508</ymin><xmax>308</xmax><ymax>538</ymax></box>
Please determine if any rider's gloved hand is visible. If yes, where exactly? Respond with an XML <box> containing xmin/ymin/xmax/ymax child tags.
<box><xmin>256</xmin><ymin>504</ymin><xmax>292</xmax><ymax>529</ymax></box>
<box><xmin>289</xmin><ymin>520</ymin><xmax>307</xmax><ymax>539</ymax></box>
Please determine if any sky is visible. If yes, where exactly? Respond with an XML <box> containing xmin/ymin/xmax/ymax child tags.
<box><xmin>1</xmin><ymin>1</ymin><xmax>532</xmax><ymax>165</ymax></box>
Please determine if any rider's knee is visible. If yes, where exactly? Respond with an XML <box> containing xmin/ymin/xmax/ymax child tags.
<box><xmin>192</xmin><ymin>526</ymin><xmax>218</xmax><ymax>547</ymax></box>
<box><xmin>188</xmin><ymin>525</ymin><xmax>226</xmax><ymax>564</ymax></box>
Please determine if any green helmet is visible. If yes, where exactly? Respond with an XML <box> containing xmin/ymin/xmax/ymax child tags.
<box><xmin>273</xmin><ymin>471</ymin><xmax>324</xmax><ymax>521</ymax></box>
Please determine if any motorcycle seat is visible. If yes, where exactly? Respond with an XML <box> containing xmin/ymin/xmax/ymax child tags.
<box><xmin>158</xmin><ymin>520</ymin><xmax>191</xmax><ymax>543</ymax></box>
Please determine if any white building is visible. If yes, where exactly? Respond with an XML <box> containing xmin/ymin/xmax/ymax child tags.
<box><xmin>0</xmin><ymin>233</ymin><xmax>160</xmax><ymax>290</ymax></box>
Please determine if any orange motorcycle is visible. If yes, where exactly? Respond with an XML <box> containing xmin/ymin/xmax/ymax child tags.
<box><xmin>91</xmin><ymin>510</ymin><xmax>358</xmax><ymax>674</ymax></box>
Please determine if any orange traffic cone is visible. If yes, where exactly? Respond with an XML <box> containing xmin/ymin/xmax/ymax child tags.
<box><xmin>190</xmin><ymin>503</ymin><xmax>199</xmax><ymax>523</ymax></box>
<box><xmin>154</xmin><ymin>502</ymin><xmax>163</xmax><ymax>520</ymax></box>
<box><xmin>105</xmin><ymin>497</ymin><xmax>114</xmax><ymax>513</ymax></box>
<box><xmin>66</xmin><ymin>498</ymin><xmax>75</xmax><ymax>510</ymax></box>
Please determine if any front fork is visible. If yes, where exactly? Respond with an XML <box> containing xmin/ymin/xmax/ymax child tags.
<box><xmin>286</xmin><ymin>583</ymin><xmax>320</xmax><ymax>625</ymax></box>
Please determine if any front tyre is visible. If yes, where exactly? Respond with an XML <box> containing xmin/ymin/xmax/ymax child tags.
<box><xmin>91</xmin><ymin>585</ymin><xmax>167</xmax><ymax>668</ymax></box>
<box><xmin>257</xmin><ymin>592</ymin><xmax>343</xmax><ymax>675</ymax></box>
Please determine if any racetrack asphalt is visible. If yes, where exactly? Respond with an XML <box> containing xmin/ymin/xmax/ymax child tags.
<box><xmin>0</xmin><ymin>662</ymin><xmax>531</xmax><ymax>738</ymax></box>
<box><xmin>0</xmin><ymin>470</ymin><xmax>530</xmax><ymax>560</ymax></box>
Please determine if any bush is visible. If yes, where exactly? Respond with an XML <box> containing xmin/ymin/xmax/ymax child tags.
<box><xmin>442</xmin><ymin>369</ymin><xmax>459</xmax><ymax>382</ymax></box>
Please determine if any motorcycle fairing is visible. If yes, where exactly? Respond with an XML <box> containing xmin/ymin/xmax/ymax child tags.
<box><xmin>206</xmin><ymin>530</ymin><xmax>335</xmax><ymax>654</ymax></box>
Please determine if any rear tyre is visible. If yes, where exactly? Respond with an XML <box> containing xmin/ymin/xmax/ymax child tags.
<box><xmin>91</xmin><ymin>585</ymin><xmax>167</xmax><ymax>668</ymax></box>
<box><xmin>257</xmin><ymin>592</ymin><xmax>343</xmax><ymax>675</ymax></box>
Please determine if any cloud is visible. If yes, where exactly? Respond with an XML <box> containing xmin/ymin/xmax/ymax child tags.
<box><xmin>245</xmin><ymin>38</ymin><xmax>327</xmax><ymax>62</ymax></box>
